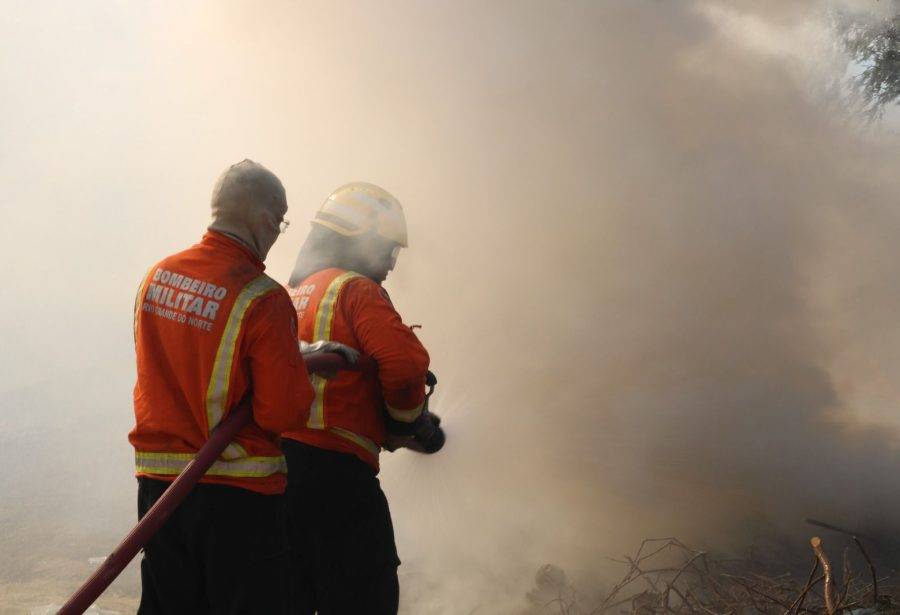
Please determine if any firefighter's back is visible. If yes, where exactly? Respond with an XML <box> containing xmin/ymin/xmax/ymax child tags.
<box><xmin>128</xmin><ymin>160</ymin><xmax>312</xmax><ymax>615</ymax></box>
<box><xmin>131</xmin><ymin>232</ymin><xmax>295</xmax><ymax>495</ymax></box>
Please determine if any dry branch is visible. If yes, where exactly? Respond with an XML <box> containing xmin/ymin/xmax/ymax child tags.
<box><xmin>810</xmin><ymin>537</ymin><xmax>835</xmax><ymax>615</ymax></box>
<box><xmin>537</xmin><ymin>533</ymin><xmax>893</xmax><ymax>615</ymax></box>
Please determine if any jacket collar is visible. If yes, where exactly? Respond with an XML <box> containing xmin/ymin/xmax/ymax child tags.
<box><xmin>201</xmin><ymin>230</ymin><xmax>266</xmax><ymax>272</ymax></box>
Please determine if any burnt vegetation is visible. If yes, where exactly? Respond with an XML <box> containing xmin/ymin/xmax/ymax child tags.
<box><xmin>524</xmin><ymin>534</ymin><xmax>899</xmax><ymax>615</ymax></box>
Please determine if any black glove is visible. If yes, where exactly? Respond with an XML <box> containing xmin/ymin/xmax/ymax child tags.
<box><xmin>411</xmin><ymin>411</ymin><xmax>445</xmax><ymax>454</ymax></box>
<box><xmin>383</xmin><ymin>370</ymin><xmax>444</xmax><ymax>454</ymax></box>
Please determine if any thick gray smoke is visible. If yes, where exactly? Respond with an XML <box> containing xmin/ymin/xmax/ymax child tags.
<box><xmin>2</xmin><ymin>1</ymin><xmax>900</xmax><ymax>612</ymax></box>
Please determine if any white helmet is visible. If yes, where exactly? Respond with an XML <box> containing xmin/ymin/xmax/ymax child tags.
<box><xmin>311</xmin><ymin>182</ymin><xmax>408</xmax><ymax>247</ymax></box>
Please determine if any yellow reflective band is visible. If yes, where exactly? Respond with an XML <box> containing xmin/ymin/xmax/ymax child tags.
<box><xmin>329</xmin><ymin>427</ymin><xmax>381</xmax><ymax>458</ymax></box>
<box><xmin>205</xmin><ymin>275</ymin><xmax>280</xmax><ymax>433</ymax></box>
<box><xmin>386</xmin><ymin>402</ymin><xmax>424</xmax><ymax>423</ymax></box>
<box><xmin>135</xmin><ymin>450</ymin><xmax>287</xmax><ymax>478</ymax></box>
<box><xmin>308</xmin><ymin>374</ymin><xmax>327</xmax><ymax>430</ymax></box>
<box><xmin>307</xmin><ymin>271</ymin><xmax>362</xmax><ymax>430</ymax></box>
<box><xmin>312</xmin><ymin>271</ymin><xmax>361</xmax><ymax>342</ymax></box>
<box><xmin>133</xmin><ymin>266</ymin><xmax>157</xmax><ymax>344</ymax></box>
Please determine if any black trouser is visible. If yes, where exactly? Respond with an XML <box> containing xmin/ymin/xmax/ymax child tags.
<box><xmin>282</xmin><ymin>440</ymin><xmax>400</xmax><ymax>615</ymax></box>
<box><xmin>137</xmin><ymin>477</ymin><xmax>291</xmax><ymax>615</ymax></box>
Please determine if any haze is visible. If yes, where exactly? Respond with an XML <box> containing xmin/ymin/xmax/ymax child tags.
<box><xmin>2</xmin><ymin>1</ymin><xmax>900</xmax><ymax>612</ymax></box>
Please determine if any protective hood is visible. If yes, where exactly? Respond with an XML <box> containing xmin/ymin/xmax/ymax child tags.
<box><xmin>207</xmin><ymin>159</ymin><xmax>287</xmax><ymax>261</ymax></box>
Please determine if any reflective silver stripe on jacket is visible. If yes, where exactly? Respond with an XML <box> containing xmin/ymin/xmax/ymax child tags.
<box><xmin>329</xmin><ymin>427</ymin><xmax>380</xmax><ymax>458</ymax></box>
<box><xmin>205</xmin><ymin>275</ymin><xmax>280</xmax><ymax>433</ymax></box>
<box><xmin>135</xmin><ymin>451</ymin><xmax>287</xmax><ymax>478</ymax></box>
<box><xmin>307</xmin><ymin>271</ymin><xmax>362</xmax><ymax>429</ymax></box>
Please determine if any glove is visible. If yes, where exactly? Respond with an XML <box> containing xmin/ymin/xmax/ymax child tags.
<box><xmin>383</xmin><ymin>410</ymin><xmax>444</xmax><ymax>454</ymax></box>
<box><xmin>383</xmin><ymin>433</ymin><xmax>413</xmax><ymax>453</ymax></box>
<box><xmin>299</xmin><ymin>340</ymin><xmax>360</xmax><ymax>365</ymax></box>
<box><xmin>411</xmin><ymin>411</ymin><xmax>445</xmax><ymax>454</ymax></box>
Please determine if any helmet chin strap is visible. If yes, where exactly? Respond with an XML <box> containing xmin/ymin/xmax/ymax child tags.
<box><xmin>389</xmin><ymin>245</ymin><xmax>401</xmax><ymax>270</ymax></box>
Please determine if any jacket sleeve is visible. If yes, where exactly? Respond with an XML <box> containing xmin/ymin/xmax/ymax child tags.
<box><xmin>343</xmin><ymin>279</ymin><xmax>430</xmax><ymax>422</ymax></box>
<box><xmin>242</xmin><ymin>289</ymin><xmax>315</xmax><ymax>434</ymax></box>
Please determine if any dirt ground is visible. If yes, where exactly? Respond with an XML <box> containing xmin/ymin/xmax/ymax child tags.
<box><xmin>0</xmin><ymin>580</ymin><xmax>137</xmax><ymax>615</ymax></box>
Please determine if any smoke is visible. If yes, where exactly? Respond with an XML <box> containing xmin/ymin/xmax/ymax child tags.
<box><xmin>2</xmin><ymin>0</ymin><xmax>900</xmax><ymax>612</ymax></box>
<box><xmin>377</xmin><ymin>0</ymin><xmax>900</xmax><ymax>609</ymax></box>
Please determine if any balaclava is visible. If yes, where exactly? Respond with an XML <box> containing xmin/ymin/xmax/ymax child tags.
<box><xmin>208</xmin><ymin>159</ymin><xmax>287</xmax><ymax>260</ymax></box>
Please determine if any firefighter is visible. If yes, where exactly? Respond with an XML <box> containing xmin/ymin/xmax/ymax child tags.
<box><xmin>283</xmin><ymin>182</ymin><xmax>434</xmax><ymax>614</ymax></box>
<box><xmin>129</xmin><ymin>160</ymin><xmax>315</xmax><ymax>614</ymax></box>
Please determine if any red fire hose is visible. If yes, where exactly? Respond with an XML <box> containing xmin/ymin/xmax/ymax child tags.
<box><xmin>58</xmin><ymin>352</ymin><xmax>364</xmax><ymax>615</ymax></box>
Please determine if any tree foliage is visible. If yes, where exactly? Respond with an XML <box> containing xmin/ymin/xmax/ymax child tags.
<box><xmin>838</xmin><ymin>2</ymin><xmax>900</xmax><ymax>119</ymax></box>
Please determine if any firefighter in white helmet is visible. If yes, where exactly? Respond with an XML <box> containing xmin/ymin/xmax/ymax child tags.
<box><xmin>296</xmin><ymin>182</ymin><xmax>408</xmax><ymax>283</ymax></box>
<box><xmin>282</xmin><ymin>182</ymin><xmax>441</xmax><ymax>614</ymax></box>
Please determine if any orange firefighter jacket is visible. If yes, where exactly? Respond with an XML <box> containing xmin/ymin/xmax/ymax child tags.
<box><xmin>129</xmin><ymin>231</ymin><xmax>315</xmax><ymax>495</ymax></box>
<box><xmin>282</xmin><ymin>268</ymin><xmax>430</xmax><ymax>471</ymax></box>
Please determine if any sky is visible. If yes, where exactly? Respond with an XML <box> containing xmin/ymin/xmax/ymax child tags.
<box><xmin>2</xmin><ymin>1</ymin><xmax>900</xmax><ymax>613</ymax></box>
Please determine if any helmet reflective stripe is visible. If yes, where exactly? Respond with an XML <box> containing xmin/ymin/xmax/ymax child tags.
<box><xmin>136</xmin><ymin>450</ymin><xmax>287</xmax><ymax>478</ymax></box>
<box><xmin>204</xmin><ymin>275</ymin><xmax>280</xmax><ymax>433</ymax></box>
<box><xmin>325</xmin><ymin>198</ymin><xmax>377</xmax><ymax>230</ymax></box>
<box><xmin>312</xmin><ymin>182</ymin><xmax>408</xmax><ymax>247</ymax></box>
